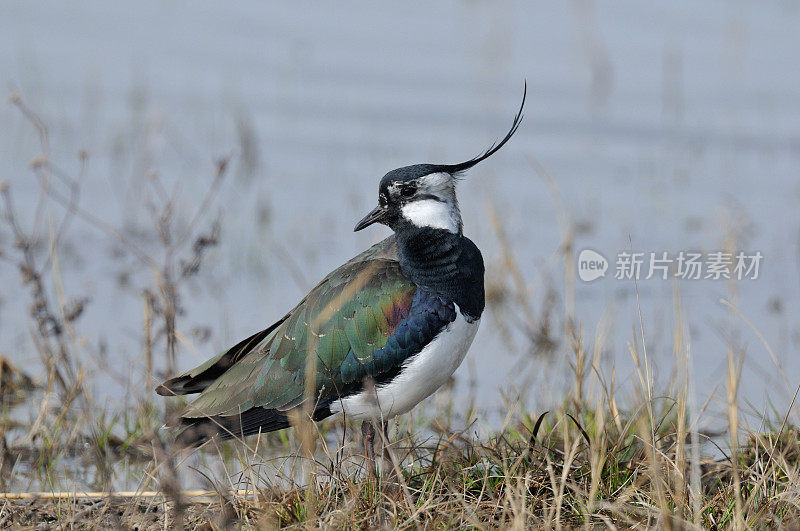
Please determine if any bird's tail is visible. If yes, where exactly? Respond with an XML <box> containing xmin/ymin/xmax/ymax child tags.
<box><xmin>168</xmin><ymin>407</ymin><xmax>294</xmax><ymax>447</ymax></box>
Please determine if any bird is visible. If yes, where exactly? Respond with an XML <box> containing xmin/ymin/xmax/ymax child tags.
<box><xmin>156</xmin><ymin>86</ymin><xmax>526</xmax><ymax>468</ymax></box>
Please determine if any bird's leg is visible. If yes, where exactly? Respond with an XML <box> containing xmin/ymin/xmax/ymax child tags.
<box><xmin>379</xmin><ymin>420</ymin><xmax>403</xmax><ymax>497</ymax></box>
<box><xmin>361</xmin><ymin>420</ymin><xmax>376</xmax><ymax>479</ymax></box>
<box><xmin>381</xmin><ymin>420</ymin><xmax>393</xmax><ymax>466</ymax></box>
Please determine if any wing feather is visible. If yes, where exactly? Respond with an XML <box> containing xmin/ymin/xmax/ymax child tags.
<box><xmin>167</xmin><ymin>237</ymin><xmax>405</xmax><ymax>413</ymax></box>
<box><xmin>161</xmin><ymin>235</ymin><xmax>457</xmax><ymax>443</ymax></box>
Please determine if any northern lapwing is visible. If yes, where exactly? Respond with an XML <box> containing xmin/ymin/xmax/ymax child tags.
<box><xmin>157</xmin><ymin>87</ymin><xmax>525</xmax><ymax>466</ymax></box>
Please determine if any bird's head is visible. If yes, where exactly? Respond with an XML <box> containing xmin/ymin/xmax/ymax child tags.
<box><xmin>354</xmin><ymin>84</ymin><xmax>526</xmax><ymax>236</ymax></box>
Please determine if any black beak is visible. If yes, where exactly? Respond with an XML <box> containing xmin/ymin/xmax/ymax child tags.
<box><xmin>354</xmin><ymin>205</ymin><xmax>386</xmax><ymax>232</ymax></box>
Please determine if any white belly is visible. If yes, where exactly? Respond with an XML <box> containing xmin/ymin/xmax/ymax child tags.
<box><xmin>331</xmin><ymin>310</ymin><xmax>480</xmax><ymax>421</ymax></box>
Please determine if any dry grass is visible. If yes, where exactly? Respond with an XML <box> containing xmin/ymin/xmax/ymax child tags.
<box><xmin>0</xmin><ymin>95</ymin><xmax>798</xmax><ymax>529</ymax></box>
<box><xmin>0</xmin><ymin>399</ymin><xmax>797</xmax><ymax>528</ymax></box>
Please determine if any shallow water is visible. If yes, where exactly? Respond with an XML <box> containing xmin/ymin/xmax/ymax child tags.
<box><xmin>1</xmin><ymin>1</ymin><xmax>799</xmax><ymax>434</ymax></box>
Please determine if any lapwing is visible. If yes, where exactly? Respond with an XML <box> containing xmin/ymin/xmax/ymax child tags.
<box><xmin>157</xmin><ymin>87</ymin><xmax>525</xmax><ymax>465</ymax></box>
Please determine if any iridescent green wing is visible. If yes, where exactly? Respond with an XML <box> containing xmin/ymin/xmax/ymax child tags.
<box><xmin>166</xmin><ymin>236</ymin><xmax>417</xmax><ymax>420</ymax></box>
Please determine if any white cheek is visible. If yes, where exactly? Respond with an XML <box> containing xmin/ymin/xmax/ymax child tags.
<box><xmin>401</xmin><ymin>199</ymin><xmax>459</xmax><ymax>232</ymax></box>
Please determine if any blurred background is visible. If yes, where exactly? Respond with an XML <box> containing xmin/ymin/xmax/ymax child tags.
<box><xmin>1</xmin><ymin>1</ymin><xmax>799</xmax><ymax>433</ymax></box>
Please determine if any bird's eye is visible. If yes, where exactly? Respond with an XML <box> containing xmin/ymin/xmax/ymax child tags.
<box><xmin>379</xmin><ymin>194</ymin><xmax>388</xmax><ymax>207</ymax></box>
<box><xmin>401</xmin><ymin>184</ymin><xmax>417</xmax><ymax>197</ymax></box>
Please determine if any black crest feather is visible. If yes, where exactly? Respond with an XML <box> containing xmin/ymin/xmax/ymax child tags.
<box><xmin>378</xmin><ymin>82</ymin><xmax>527</xmax><ymax>188</ymax></box>
<box><xmin>438</xmin><ymin>81</ymin><xmax>526</xmax><ymax>175</ymax></box>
